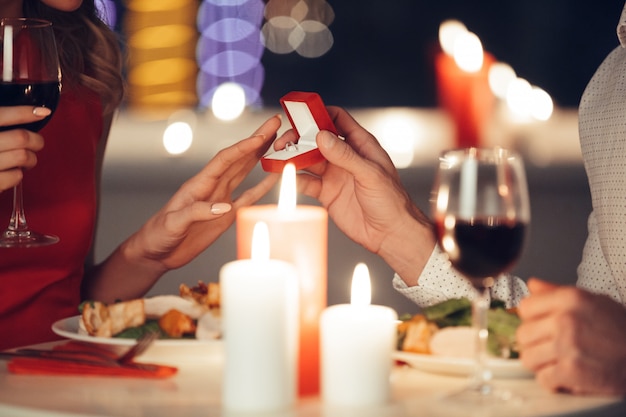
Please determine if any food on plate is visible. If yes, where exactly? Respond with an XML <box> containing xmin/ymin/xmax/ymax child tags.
<box><xmin>79</xmin><ymin>281</ymin><xmax>221</xmax><ymax>340</ymax></box>
<box><xmin>82</xmin><ymin>298</ymin><xmax>145</xmax><ymax>338</ymax></box>
<box><xmin>397</xmin><ymin>298</ymin><xmax>521</xmax><ymax>359</ymax></box>
<box><xmin>158</xmin><ymin>309</ymin><xmax>197</xmax><ymax>338</ymax></box>
<box><xmin>179</xmin><ymin>281</ymin><xmax>220</xmax><ymax>309</ymax></box>
<box><xmin>396</xmin><ymin>314</ymin><xmax>438</xmax><ymax>354</ymax></box>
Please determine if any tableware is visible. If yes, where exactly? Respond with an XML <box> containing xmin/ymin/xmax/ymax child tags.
<box><xmin>431</xmin><ymin>147</ymin><xmax>530</xmax><ymax>406</ymax></box>
<box><xmin>2</xmin><ymin>332</ymin><xmax>158</xmax><ymax>369</ymax></box>
<box><xmin>52</xmin><ymin>316</ymin><xmax>219</xmax><ymax>347</ymax></box>
<box><xmin>393</xmin><ymin>351</ymin><xmax>532</xmax><ymax>379</ymax></box>
<box><xmin>0</xmin><ymin>18</ymin><xmax>62</xmax><ymax>247</ymax></box>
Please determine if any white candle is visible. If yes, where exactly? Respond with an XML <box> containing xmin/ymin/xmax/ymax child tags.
<box><xmin>320</xmin><ymin>263</ymin><xmax>398</xmax><ymax>407</ymax></box>
<box><xmin>221</xmin><ymin>222</ymin><xmax>299</xmax><ymax>412</ymax></box>
<box><xmin>237</xmin><ymin>163</ymin><xmax>328</xmax><ymax>397</ymax></box>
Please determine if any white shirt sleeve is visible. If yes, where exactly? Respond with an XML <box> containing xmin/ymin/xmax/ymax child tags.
<box><xmin>577</xmin><ymin>211</ymin><xmax>622</xmax><ymax>302</ymax></box>
<box><xmin>392</xmin><ymin>244</ymin><xmax>528</xmax><ymax>308</ymax></box>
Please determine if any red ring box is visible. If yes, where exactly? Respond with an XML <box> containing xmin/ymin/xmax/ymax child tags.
<box><xmin>261</xmin><ymin>91</ymin><xmax>337</xmax><ymax>173</ymax></box>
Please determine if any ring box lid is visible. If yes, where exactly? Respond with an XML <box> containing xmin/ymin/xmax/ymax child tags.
<box><xmin>261</xmin><ymin>91</ymin><xmax>337</xmax><ymax>173</ymax></box>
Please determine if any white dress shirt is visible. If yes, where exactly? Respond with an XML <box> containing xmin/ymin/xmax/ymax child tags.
<box><xmin>393</xmin><ymin>2</ymin><xmax>626</xmax><ymax>308</ymax></box>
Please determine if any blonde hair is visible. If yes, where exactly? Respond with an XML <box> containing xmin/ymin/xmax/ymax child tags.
<box><xmin>23</xmin><ymin>1</ymin><xmax>125</xmax><ymax>115</ymax></box>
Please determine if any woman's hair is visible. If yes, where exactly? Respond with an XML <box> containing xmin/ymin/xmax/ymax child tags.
<box><xmin>23</xmin><ymin>0</ymin><xmax>125</xmax><ymax>115</ymax></box>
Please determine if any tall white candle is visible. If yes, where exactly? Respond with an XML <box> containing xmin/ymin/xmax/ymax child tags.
<box><xmin>320</xmin><ymin>263</ymin><xmax>398</xmax><ymax>407</ymax></box>
<box><xmin>221</xmin><ymin>222</ymin><xmax>299</xmax><ymax>412</ymax></box>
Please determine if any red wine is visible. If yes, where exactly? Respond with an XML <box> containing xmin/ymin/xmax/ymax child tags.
<box><xmin>0</xmin><ymin>81</ymin><xmax>60</xmax><ymax>132</ymax></box>
<box><xmin>435</xmin><ymin>218</ymin><xmax>526</xmax><ymax>285</ymax></box>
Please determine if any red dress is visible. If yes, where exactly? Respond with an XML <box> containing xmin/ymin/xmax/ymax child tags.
<box><xmin>0</xmin><ymin>84</ymin><xmax>103</xmax><ymax>350</ymax></box>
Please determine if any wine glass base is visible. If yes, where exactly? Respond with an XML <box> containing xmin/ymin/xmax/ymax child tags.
<box><xmin>0</xmin><ymin>229</ymin><xmax>59</xmax><ymax>248</ymax></box>
<box><xmin>437</xmin><ymin>382</ymin><xmax>524</xmax><ymax>416</ymax></box>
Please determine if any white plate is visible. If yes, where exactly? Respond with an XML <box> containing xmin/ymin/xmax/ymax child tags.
<box><xmin>393</xmin><ymin>350</ymin><xmax>533</xmax><ymax>379</ymax></box>
<box><xmin>51</xmin><ymin>316</ymin><xmax>218</xmax><ymax>347</ymax></box>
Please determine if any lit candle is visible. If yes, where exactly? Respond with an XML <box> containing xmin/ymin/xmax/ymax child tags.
<box><xmin>320</xmin><ymin>263</ymin><xmax>398</xmax><ymax>406</ymax></box>
<box><xmin>237</xmin><ymin>163</ymin><xmax>328</xmax><ymax>397</ymax></box>
<box><xmin>435</xmin><ymin>20</ymin><xmax>495</xmax><ymax>148</ymax></box>
<box><xmin>221</xmin><ymin>221</ymin><xmax>299</xmax><ymax>412</ymax></box>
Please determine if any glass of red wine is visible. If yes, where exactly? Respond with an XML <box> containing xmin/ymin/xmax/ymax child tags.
<box><xmin>0</xmin><ymin>18</ymin><xmax>61</xmax><ymax>247</ymax></box>
<box><xmin>431</xmin><ymin>147</ymin><xmax>530</xmax><ymax>406</ymax></box>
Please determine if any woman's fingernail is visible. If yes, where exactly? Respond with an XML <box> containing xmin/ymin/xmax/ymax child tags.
<box><xmin>33</xmin><ymin>107</ymin><xmax>51</xmax><ymax>117</ymax></box>
<box><xmin>210</xmin><ymin>202</ymin><xmax>232</xmax><ymax>215</ymax></box>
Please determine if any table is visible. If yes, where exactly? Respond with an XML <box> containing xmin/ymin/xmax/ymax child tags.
<box><xmin>0</xmin><ymin>341</ymin><xmax>624</xmax><ymax>417</ymax></box>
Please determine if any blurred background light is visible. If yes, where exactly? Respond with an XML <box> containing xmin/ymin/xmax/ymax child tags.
<box><xmin>530</xmin><ymin>87</ymin><xmax>553</xmax><ymax>121</ymax></box>
<box><xmin>197</xmin><ymin>0</ymin><xmax>265</xmax><ymax>111</ymax></box>
<box><xmin>211</xmin><ymin>82</ymin><xmax>246</xmax><ymax>120</ymax></box>
<box><xmin>124</xmin><ymin>0</ymin><xmax>199</xmax><ymax>112</ymax></box>
<box><xmin>488</xmin><ymin>62</ymin><xmax>516</xmax><ymax>100</ymax></box>
<box><xmin>163</xmin><ymin>121</ymin><xmax>194</xmax><ymax>155</ymax></box>
<box><xmin>162</xmin><ymin>109</ymin><xmax>197</xmax><ymax>155</ymax></box>
<box><xmin>453</xmin><ymin>31</ymin><xmax>483</xmax><ymax>73</ymax></box>
<box><xmin>96</xmin><ymin>0</ymin><xmax>117</xmax><ymax>28</ymax></box>
<box><xmin>438</xmin><ymin>19</ymin><xmax>467</xmax><ymax>56</ymax></box>
<box><xmin>262</xmin><ymin>0</ymin><xmax>334</xmax><ymax>58</ymax></box>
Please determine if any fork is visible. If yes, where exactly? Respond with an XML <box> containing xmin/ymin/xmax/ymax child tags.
<box><xmin>116</xmin><ymin>331</ymin><xmax>159</xmax><ymax>364</ymax></box>
<box><xmin>2</xmin><ymin>331</ymin><xmax>159</xmax><ymax>368</ymax></box>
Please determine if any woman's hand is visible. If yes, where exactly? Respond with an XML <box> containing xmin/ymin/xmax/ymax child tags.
<box><xmin>127</xmin><ymin>114</ymin><xmax>282</xmax><ymax>270</ymax></box>
<box><xmin>516</xmin><ymin>278</ymin><xmax>626</xmax><ymax>395</ymax></box>
<box><xmin>0</xmin><ymin>106</ymin><xmax>51</xmax><ymax>192</ymax></box>
<box><xmin>273</xmin><ymin>106</ymin><xmax>436</xmax><ymax>285</ymax></box>
<box><xmin>85</xmin><ymin>114</ymin><xmax>282</xmax><ymax>302</ymax></box>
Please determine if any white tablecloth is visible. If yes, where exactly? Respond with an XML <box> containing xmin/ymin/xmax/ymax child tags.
<box><xmin>0</xmin><ymin>341</ymin><xmax>624</xmax><ymax>417</ymax></box>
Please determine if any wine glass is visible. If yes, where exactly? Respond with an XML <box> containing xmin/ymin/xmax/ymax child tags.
<box><xmin>0</xmin><ymin>18</ymin><xmax>62</xmax><ymax>247</ymax></box>
<box><xmin>431</xmin><ymin>147</ymin><xmax>530</xmax><ymax>406</ymax></box>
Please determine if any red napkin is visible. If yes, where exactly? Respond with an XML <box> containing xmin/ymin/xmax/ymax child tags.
<box><xmin>6</xmin><ymin>341</ymin><xmax>177</xmax><ymax>379</ymax></box>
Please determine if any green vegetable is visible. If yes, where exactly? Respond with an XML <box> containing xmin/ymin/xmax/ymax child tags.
<box><xmin>487</xmin><ymin>307</ymin><xmax>521</xmax><ymax>358</ymax></box>
<box><xmin>423</xmin><ymin>298</ymin><xmax>472</xmax><ymax>322</ymax></box>
<box><xmin>115</xmin><ymin>320</ymin><xmax>165</xmax><ymax>339</ymax></box>
<box><xmin>113</xmin><ymin>319</ymin><xmax>197</xmax><ymax>340</ymax></box>
<box><xmin>419</xmin><ymin>297</ymin><xmax>521</xmax><ymax>358</ymax></box>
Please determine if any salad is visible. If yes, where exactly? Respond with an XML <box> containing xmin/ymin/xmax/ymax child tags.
<box><xmin>397</xmin><ymin>297</ymin><xmax>521</xmax><ymax>359</ymax></box>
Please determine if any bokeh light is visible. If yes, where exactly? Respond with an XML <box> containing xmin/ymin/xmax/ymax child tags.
<box><xmin>262</xmin><ymin>0</ymin><xmax>334</xmax><ymax>58</ymax></box>
<box><xmin>197</xmin><ymin>0</ymin><xmax>265</xmax><ymax>110</ymax></box>
<box><xmin>163</xmin><ymin>122</ymin><xmax>194</xmax><ymax>155</ymax></box>
<box><xmin>439</xmin><ymin>20</ymin><xmax>467</xmax><ymax>56</ymax></box>
<box><xmin>530</xmin><ymin>87</ymin><xmax>553</xmax><ymax>121</ymax></box>
<box><xmin>453</xmin><ymin>32</ymin><xmax>483</xmax><ymax>73</ymax></box>
<box><xmin>506</xmin><ymin>78</ymin><xmax>533</xmax><ymax>119</ymax></box>
<box><xmin>211</xmin><ymin>82</ymin><xmax>246</xmax><ymax>120</ymax></box>
<box><xmin>488</xmin><ymin>62</ymin><xmax>516</xmax><ymax>100</ymax></box>
<box><xmin>369</xmin><ymin>111</ymin><xmax>424</xmax><ymax>168</ymax></box>
<box><xmin>95</xmin><ymin>0</ymin><xmax>117</xmax><ymax>28</ymax></box>
<box><xmin>124</xmin><ymin>0</ymin><xmax>199</xmax><ymax>110</ymax></box>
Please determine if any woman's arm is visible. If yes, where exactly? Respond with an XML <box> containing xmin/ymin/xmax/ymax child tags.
<box><xmin>82</xmin><ymin>114</ymin><xmax>282</xmax><ymax>302</ymax></box>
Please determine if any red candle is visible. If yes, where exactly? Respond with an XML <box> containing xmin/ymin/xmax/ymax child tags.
<box><xmin>435</xmin><ymin>25</ymin><xmax>495</xmax><ymax>148</ymax></box>
<box><xmin>237</xmin><ymin>164</ymin><xmax>328</xmax><ymax>397</ymax></box>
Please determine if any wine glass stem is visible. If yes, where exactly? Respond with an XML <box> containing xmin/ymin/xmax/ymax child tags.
<box><xmin>472</xmin><ymin>287</ymin><xmax>493</xmax><ymax>392</ymax></box>
<box><xmin>8</xmin><ymin>182</ymin><xmax>28</xmax><ymax>233</ymax></box>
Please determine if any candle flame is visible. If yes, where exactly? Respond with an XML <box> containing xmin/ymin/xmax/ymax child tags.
<box><xmin>278</xmin><ymin>163</ymin><xmax>297</xmax><ymax>213</ymax></box>
<box><xmin>250</xmin><ymin>221</ymin><xmax>270</xmax><ymax>261</ymax></box>
<box><xmin>350</xmin><ymin>263</ymin><xmax>371</xmax><ymax>306</ymax></box>
<box><xmin>453</xmin><ymin>31</ymin><xmax>483</xmax><ymax>73</ymax></box>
